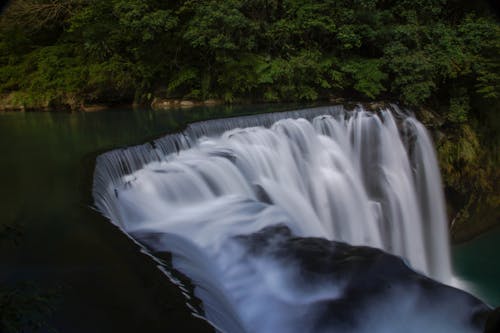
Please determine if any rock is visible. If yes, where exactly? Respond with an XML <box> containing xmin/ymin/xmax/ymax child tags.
<box><xmin>0</xmin><ymin>93</ymin><xmax>26</xmax><ymax>111</ymax></box>
<box><xmin>235</xmin><ymin>225</ymin><xmax>491</xmax><ymax>333</ymax></box>
<box><xmin>82</xmin><ymin>104</ymin><xmax>109</xmax><ymax>112</ymax></box>
<box><xmin>180</xmin><ymin>100</ymin><xmax>195</xmax><ymax>107</ymax></box>
<box><xmin>151</xmin><ymin>98</ymin><xmax>207</xmax><ymax>109</ymax></box>
<box><xmin>365</xmin><ymin>101</ymin><xmax>389</xmax><ymax>111</ymax></box>
<box><xmin>329</xmin><ymin>96</ymin><xmax>345</xmax><ymax>104</ymax></box>
<box><xmin>417</xmin><ymin>107</ymin><xmax>445</xmax><ymax>127</ymax></box>
<box><xmin>485</xmin><ymin>307</ymin><xmax>500</xmax><ymax>333</ymax></box>
<box><xmin>151</xmin><ymin>97</ymin><xmax>172</xmax><ymax>109</ymax></box>
<box><xmin>203</xmin><ymin>99</ymin><xmax>223</xmax><ymax>105</ymax></box>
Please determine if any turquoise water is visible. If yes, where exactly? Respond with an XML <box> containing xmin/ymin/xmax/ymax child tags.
<box><xmin>453</xmin><ymin>227</ymin><xmax>500</xmax><ymax>307</ymax></box>
<box><xmin>0</xmin><ymin>105</ymin><xmax>497</xmax><ymax>332</ymax></box>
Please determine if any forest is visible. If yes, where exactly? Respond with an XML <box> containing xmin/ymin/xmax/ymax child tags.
<box><xmin>0</xmin><ymin>0</ymin><xmax>498</xmax><ymax>109</ymax></box>
<box><xmin>0</xmin><ymin>0</ymin><xmax>499</xmax><ymax>233</ymax></box>
<box><xmin>1</xmin><ymin>1</ymin><xmax>500</xmax><ymax>332</ymax></box>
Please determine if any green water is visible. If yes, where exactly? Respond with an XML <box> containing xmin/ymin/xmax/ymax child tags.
<box><xmin>453</xmin><ymin>227</ymin><xmax>500</xmax><ymax>307</ymax></box>
<box><xmin>0</xmin><ymin>104</ymin><xmax>303</xmax><ymax>333</ymax></box>
<box><xmin>0</xmin><ymin>105</ymin><xmax>497</xmax><ymax>332</ymax></box>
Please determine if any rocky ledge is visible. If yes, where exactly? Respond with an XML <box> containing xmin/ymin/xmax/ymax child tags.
<box><xmin>151</xmin><ymin>98</ymin><xmax>224</xmax><ymax>110</ymax></box>
<box><xmin>235</xmin><ymin>225</ymin><xmax>491</xmax><ymax>333</ymax></box>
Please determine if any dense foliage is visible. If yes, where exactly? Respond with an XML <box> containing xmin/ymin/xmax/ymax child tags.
<box><xmin>0</xmin><ymin>0</ymin><xmax>498</xmax><ymax>230</ymax></box>
<box><xmin>0</xmin><ymin>0</ymin><xmax>498</xmax><ymax>110</ymax></box>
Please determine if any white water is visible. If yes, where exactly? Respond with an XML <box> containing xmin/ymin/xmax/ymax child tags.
<box><xmin>93</xmin><ymin>105</ymin><xmax>460</xmax><ymax>332</ymax></box>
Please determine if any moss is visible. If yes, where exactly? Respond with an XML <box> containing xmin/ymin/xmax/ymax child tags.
<box><xmin>433</xmin><ymin>115</ymin><xmax>499</xmax><ymax>242</ymax></box>
<box><xmin>0</xmin><ymin>91</ymin><xmax>82</xmax><ymax>111</ymax></box>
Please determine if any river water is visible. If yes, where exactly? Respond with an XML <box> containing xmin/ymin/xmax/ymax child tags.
<box><xmin>0</xmin><ymin>105</ymin><xmax>497</xmax><ymax>332</ymax></box>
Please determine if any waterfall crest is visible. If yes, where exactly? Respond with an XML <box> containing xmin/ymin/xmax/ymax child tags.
<box><xmin>93</xmin><ymin>105</ymin><xmax>462</xmax><ymax>332</ymax></box>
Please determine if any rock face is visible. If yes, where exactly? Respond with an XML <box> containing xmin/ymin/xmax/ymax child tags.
<box><xmin>235</xmin><ymin>225</ymin><xmax>491</xmax><ymax>333</ymax></box>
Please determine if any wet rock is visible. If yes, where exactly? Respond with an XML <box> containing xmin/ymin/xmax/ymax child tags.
<box><xmin>151</xmin><ymin>98</ymin><xmax>223</xmax><ymax>110</ymax></box>
<box><xmin>203</xmin><ymin>99</ymin><xmax>223</xmax><ymax>105</ymax></box>
<box><xmin>236</xmin><ymin>225</ymin><xmax>491</xmax><ymax>333</ymax></box>
<box><xmin>180</xmin><ymin>100</ymin><xmax>195</xmax><ymax>107</ymax></box>
<box><xmin>82</xmin><ymin>104</ymin><xmax>109</xmax><ymax>112</ymax></box>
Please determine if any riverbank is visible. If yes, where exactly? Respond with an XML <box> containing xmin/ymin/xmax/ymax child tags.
<box><xmin>0</xmin><ymin>92</ymin><xmax>132</xmax><ymax>112</ymax></box>
<box><xmin>0</xmin><ymin>93</ymin><xmax>344</xmax><ymax>112</ymax></box>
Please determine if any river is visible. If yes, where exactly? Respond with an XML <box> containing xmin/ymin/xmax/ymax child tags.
<box><xmin>0</xmin><ymin>105</ymin><xmax>497</xmax><ymax>332</ymax></box>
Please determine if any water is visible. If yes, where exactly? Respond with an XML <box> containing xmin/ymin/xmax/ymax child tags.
<box><xmin>93</xmin><ymin>105</ymin><xmax>485</xmax><ymax>332</ymax></box>
<box><xmin>0</xmin><ymin>104</ymin><xmax>303</xmax><ymax>333</ymax></box>
<box><xmin>0</xmin><ymin>104</ymin><xmax>497</xmax><ymax>332</ymax></box>
<box><xmin>453</xmin><ymin>227</ymin><xmax>500</xmax><ymax>307</ymax></box>
<box><xmin>94</xmin><ymin>106</ymin><xmax>451</xmax><ymax>280</ymax></box>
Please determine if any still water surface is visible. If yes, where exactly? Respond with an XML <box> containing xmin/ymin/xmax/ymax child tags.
<box><xmin>0</xmin><ymin>105</ymin><xmax>497</xmax><ymax>332</ymax></box>
<box><xmin>453</xmin><ymin>227</ymin><xmax>500</xmax><ymax>307</ymax></box>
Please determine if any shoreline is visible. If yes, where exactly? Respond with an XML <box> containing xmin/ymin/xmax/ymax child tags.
<box><xmin>0</xmin><ymin>94</ymin><xmax>396</xmax><ymax>113</ymax></box>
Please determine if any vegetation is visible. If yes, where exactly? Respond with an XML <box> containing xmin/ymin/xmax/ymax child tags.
<box><xmin>0</xmin><ymin>0</ymin><xmax>498</xmax><ymax>233</ymax></box>
<box><xmin>0</xmin><ymin>0</ymin><xmax>497</xmax><ymax>109</ymax></box>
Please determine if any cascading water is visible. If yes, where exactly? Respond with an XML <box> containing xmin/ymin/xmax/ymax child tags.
<box><xmin>93</xmin><ymin>105</ymin><xmax>488</xmax><ymax>333</ymax></box>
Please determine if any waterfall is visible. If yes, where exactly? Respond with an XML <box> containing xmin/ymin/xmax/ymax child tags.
<box><xmin>92</xmin><ymin>105</ymin><xmax>475</xmax><ymax>333</ymax></box>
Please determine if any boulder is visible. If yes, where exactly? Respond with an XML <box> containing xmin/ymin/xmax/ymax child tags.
<box><xmin>236</xmin><ymin>225</ymin><xmax>491</xmax><ymax>332</ymax></box>
<box><xmin>485</xmin><ymin>307</ymin><xmax>500</xmax><ymax>333</ymax></box>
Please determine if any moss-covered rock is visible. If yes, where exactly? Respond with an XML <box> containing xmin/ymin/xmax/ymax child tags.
<box><xmin>417</xmin><ymin>107</ymin><xmax>500</xmax><ymax>243</ymax></box>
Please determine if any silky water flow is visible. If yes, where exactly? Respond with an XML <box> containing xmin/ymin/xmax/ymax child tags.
<box><xmin>93</xmin><ymin>106</ymin><xmax>489</xmax><ymax>333</ymax></box>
